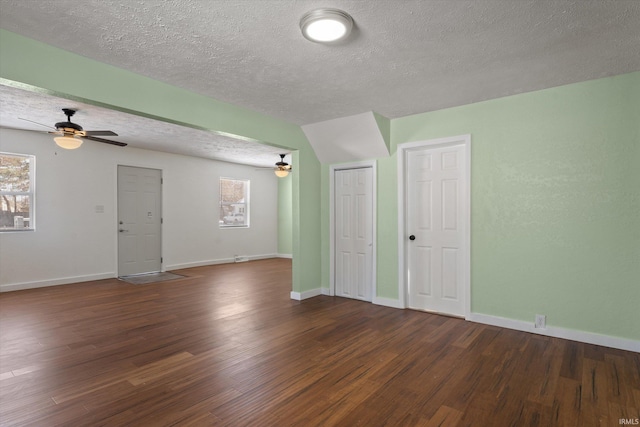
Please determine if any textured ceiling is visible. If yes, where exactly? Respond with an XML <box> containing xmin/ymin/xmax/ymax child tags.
<box><xmin>0</xmin><ymin>0</ymin><xmax>638</xmax><ymax>164</ymax></box>
<box><xmin>0</xmin><ymin>85</ymin><xmax>290</xmax><ymax>168</ymax></box>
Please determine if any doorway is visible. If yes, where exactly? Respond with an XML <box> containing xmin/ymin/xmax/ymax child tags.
<box><xmin>117</xmin><ymin>165</ymin><xmax>162</xmax><ymax>277</ymax></box>
<box><xmin>399</xmin><ymin>135</ymin><xmax>470</xmax><ymax>317</ymax></box>
<box><xmin>331</xmin><ymin>163</ymin><xmax>375</xmax><ymax>302</ymax></box>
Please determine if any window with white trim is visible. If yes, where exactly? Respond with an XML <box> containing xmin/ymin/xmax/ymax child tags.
<box><xmin>1</xmin><ymin>152</ymin><xmax>35</xmax><ymax>232</ymax></box>
<box><xmin>219</xmin><ymin>177</ymin><xmax>249</xmax><ymax>228</ymax></box>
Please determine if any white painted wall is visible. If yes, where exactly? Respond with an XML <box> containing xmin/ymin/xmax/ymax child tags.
<box><xmin>0</xmin><ymin>128</ymin><xmax>279</xmax><ymax>291</ymax></box>
<box><xmin>302</xmin><ymin>111</ymin><xmax>389</xmax><ymax>164</ymax></box>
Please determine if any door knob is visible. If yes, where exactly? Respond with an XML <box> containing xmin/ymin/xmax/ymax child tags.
<box><xmin>409</xmin><ymin>235</ymin><xmax>416</xmax><ymax>241</ymax></box>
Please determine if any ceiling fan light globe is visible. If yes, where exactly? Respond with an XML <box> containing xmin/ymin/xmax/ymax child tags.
<box><xmin>54</xmin><ymin>135</ymin><xmax>83</xmax><ymax>149</ymax></box>
<box><xmin>275</xmin><ymin>169</ymin><xmax>289</xmax><ymax>178</ymax></box>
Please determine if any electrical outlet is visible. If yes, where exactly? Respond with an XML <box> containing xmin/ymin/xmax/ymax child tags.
<box><xmin>535</xmin><ymin>314</ymin><xmax>546</xmax><ymax>329</ymax></box>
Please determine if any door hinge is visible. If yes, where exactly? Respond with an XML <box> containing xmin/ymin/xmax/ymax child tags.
<box><xmin>161</xmin><ymin>218</ymin><xmax>163</xmax><ymax>224</ymax></box>
<box><xmin>161</xmin><ymin>257</ymin><xmax>163</xmax><ymax>263</ymax></box>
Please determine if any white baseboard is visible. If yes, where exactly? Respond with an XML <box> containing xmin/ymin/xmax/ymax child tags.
<box><xmin>333</xmin><ymin>293</ymin><xmax>639</xmax><ymax>352</ymax></box>
<box><xmin>468</xmin><ymin>313</ymin><xmax>640</xmax><ymax>353</ymax></box>
<box><xmin>166</xmin><ymin>258</ymin><xmax>234</xmax><ymax>270</ymax></box>
<box><xmin>3</xmin><ymin>254</ymin><xmax>282</xmax><ymax>292</ymax></box>
<box><xmin>321</xmin><ymin>287</ymin><xmax>331</xmax><ymax>296</ymax></box>
<box><xmin>0</xmin><ymin>273</ymin><xmax>115</xmax><ymax>293</ymax></box>
<box><xmin>290</xmin><ymin>288</ymin><xmax>322</xmax><ymax>301</ymax></box>
<box><xmin>277</xmin><ymin>253</ymin><xmax>293</xmax><ymax>259</ymax></box>
<box><xmin>166</xmin><ymin>253</ymin><xmax>279</xmax><ymax>271</ymax></box>
<box><xmin>247</xmin><ymin>254</ymin><xmax>280</xmax><ymax>261</ymax></box>
<box><xmin>373</xmin><ymin>296</ymin><xmax>406</xmax><ymax>309</ymax></box>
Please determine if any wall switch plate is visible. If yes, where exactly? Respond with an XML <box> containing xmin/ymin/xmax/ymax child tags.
<box><xmin>535</xmin><ymin>314</ymin><xmax>546</xmax><ymax>329</ymax></box>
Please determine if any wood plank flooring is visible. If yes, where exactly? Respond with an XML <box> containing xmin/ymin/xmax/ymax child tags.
<box><xmin>0</xmin><ymin>258</ymin><xmax>638</xmax><ymax>426</ymax></box>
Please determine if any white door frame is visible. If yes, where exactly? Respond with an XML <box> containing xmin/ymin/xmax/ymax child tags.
<box><xmin>397</xmin><ymin>135</ymin><xmax>471</xmax><ymax>317</ymax></box>
<box><xmin>329</xmin><ymin>160</ymin><xmax>377</xmax><ymax>298</ymax></box>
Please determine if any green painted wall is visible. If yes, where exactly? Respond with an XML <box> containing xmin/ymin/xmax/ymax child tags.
<box><xmin>0</xmin><ymin>29</ymin><xmax>321</xmax><ymax>294</ymax></box>
<box><xmin>277</xmin><ymin>173</ymin><xmax>293</xmax><ymax>255</ymax></box>
<box><xmin>372</xmin><ymin>72</ymin><xmax>638</xmax><ymax>340</ymax></box>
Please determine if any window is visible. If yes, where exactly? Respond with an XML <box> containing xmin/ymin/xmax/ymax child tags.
<box><xmin>1</xmin><ymin>152</ymin><xmax>35</xmax><ymax>232</ymax></box>
<box><xmin>219</xmin><ymin>177</ymin><xmax>249</xmax><ymax>227</ymax></box>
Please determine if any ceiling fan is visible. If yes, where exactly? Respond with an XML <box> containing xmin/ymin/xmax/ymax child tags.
<box><xmin>274</xmin><ymin>154</ymin><xmax>292</xmax><ymax>177</ymax></box>
<box><xmin>19</xmin><ymin>108</ymin><xmax>127</xmax><ymax>149</ymax></box>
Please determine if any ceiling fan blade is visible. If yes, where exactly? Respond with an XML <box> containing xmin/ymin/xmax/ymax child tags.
<box><xmin>84</xmin><ymin>130</ymin><xmax>118</xmax><ymax>136</ymax></box>
<box><xmin>18</xmin><ymin>117</ymin><xmax>56</xmax><ymax>130</ymax></box>
<box><xmin>81</xmin><ymin>135</ymin><xmax>127</xmax><ymax>147</ymax></box>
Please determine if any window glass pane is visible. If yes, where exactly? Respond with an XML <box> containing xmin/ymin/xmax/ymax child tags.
<box><xmin>219</xmin><ymin>178</ymin><xmax>249</xmax><ymax>227</ymax></box>
<box><xmin>0</xmin><ymin>154</ymin><xmax>31</xmax><ymax>192</ymax></box>
<box><xmin>1</xmin><ymin>152</ymin><xmax>35</xmax><ymax>231</ymax></box>
<box><xmin>1</xmin><ymin>195</ymin><xmax>31</xmax><ymax>230</ymax></box>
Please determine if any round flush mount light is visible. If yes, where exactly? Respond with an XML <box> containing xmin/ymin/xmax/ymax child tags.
<box><xmin>300</xmin><ymin>8</ymin><xmax>353</xmax><ymax>43</ymax></box>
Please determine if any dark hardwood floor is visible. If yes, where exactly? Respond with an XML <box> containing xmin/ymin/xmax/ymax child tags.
<box><xmin>0</xmin><ymin>258</ymin><xmax>638</xmax><ymax>426</ymax></box>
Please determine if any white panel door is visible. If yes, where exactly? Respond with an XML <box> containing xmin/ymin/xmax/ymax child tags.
<box><xmin>335</xmin><ymin>168</ymin><xmax>373</xmax><ymax>301</ymax></box>
<box><xmin>406</xmin><ymin>144</ymin><xmax>466</xmax><ymax>316</ymax></box>
<box><xmin>117</xmin><ymin>166</ymin><xmax>162</xmax><ymax>276</ymax></box>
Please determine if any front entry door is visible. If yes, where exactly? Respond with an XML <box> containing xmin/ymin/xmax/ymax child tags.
<box><xmin>335</xmin><ymin>167</ymin><xmax>374</xmax><ymax>302</ymax></box>
<box><xmin>406</xmin><ymin>142</ymin><xmax>467</xmax><ymax>316</ymax></box>
<box><xmin>117</xmin><ymin>165</ymin><xmax>162</xmax><ymax>276</ymax></box>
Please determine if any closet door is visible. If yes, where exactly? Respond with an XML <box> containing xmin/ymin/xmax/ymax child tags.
<box><xmin>335</xmin><ymin>167</ymin><xmax>373</xmax><ymax>301</ymax></box>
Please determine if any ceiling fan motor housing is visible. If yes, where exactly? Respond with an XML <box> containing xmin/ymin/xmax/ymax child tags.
<box><xmin>55</xmin><ymin>109</ymin><xmax>83</xmax><ymax>133</ymax></box>
<box><xmin>275</xmin><ymin>154</ymin><xmax>290</xmax><ymax>168</ymax></box>
<box><xmin>54</xmin><ymin>122</ymin><xmax>83</xmax><ymax>132</ymax></box>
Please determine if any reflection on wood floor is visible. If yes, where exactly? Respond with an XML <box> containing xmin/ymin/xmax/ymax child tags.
<box><xmin>1</xmin><ymin>258</ymin><xmax>638</xmax><ymax>426</ymax></box>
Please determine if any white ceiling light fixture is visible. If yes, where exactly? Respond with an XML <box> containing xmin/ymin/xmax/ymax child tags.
<box><xmin>54</xmin><ymin>135</ymin><xmax>83</xmax><ymax>149</ymax></box>
<box><xmin>300</xmin><ymin>8</ymin><xmax>353</xmax><ymax>43</ymax></box>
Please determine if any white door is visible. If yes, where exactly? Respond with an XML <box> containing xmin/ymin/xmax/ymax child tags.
<box><xmin>117</xmin><ymin>165</ymin><xmax>162</xmax><ymax>276</ymax></box>
<box><xmin>335</xmin><ymin>167</ymin><xmax>374</xmax><ymax>301</ymax></box>
<box><xmin>406</xmin><ymin>143</ymin><xmax>467</xmax><ymax>316</ymax></box>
